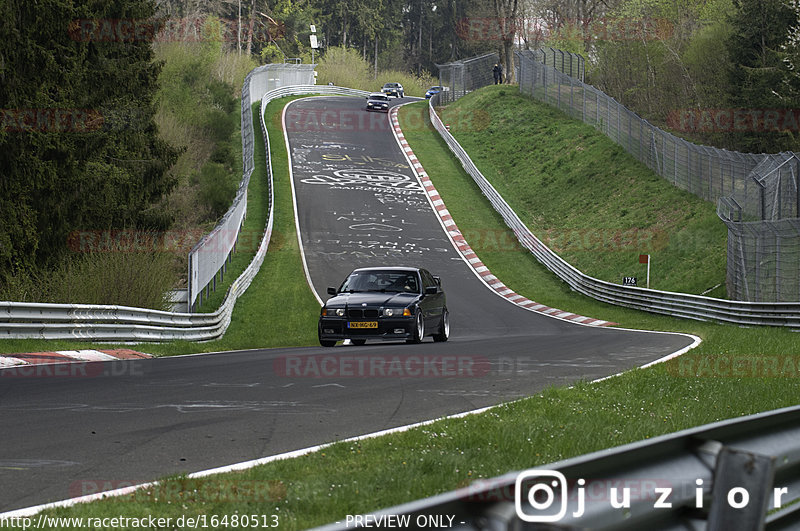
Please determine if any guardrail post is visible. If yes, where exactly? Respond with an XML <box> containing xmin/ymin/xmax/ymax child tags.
<box><xmin>708</xmin><ymin>447</ymin><xmax>775</xmax><ymax>531</ymax></box>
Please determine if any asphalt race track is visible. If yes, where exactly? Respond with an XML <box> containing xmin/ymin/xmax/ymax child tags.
<box><xmin>0</xmin><ymin>95</ymin><xmax>694</xmax><ymax>514</ymax></box>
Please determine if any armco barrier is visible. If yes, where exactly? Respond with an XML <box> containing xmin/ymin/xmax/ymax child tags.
<box><xmin>314</xmin><ymin>405</ymin><xmax>800</xmax><ymax>530</ymax></box>
<box><xmin>0</xmin><ymin>85</ymin><xmax>369</xmax><ymax>341</ymax></box>
<box><xmin>427</xmin><ymin>93</ymin><xmax>800</xmax><ymax>328</ymax></box>
<box><xmin>188</xmin><ymin>64</ymin><xmax>317</xmax><ymax>311</ymax></box>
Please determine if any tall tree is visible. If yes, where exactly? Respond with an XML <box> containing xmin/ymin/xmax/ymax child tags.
<box><xmin>726</xmin><ymin>0</ymin><xmax>800</xmax><ymax>151</ymax></box>
<box><xmin>493</xmin><ymin>0</ymin><xmax>519</xmax><ymax>82</ymax></box>
<box><xmin>0</xmin><ymin>0</ymin><xmax>178</xmax><ymax>276</ymax></box>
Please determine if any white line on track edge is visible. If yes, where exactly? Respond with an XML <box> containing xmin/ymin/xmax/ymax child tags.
<box><xmin>283</xmin><ymin>97</ymin><xmax>325</xmax><ymax>306</ymax></box>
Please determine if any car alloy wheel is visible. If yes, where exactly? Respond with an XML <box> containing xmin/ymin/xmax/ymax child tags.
<box><xmin>407</xmin><ymin>310</ymin><xmax>424</xmax><ymax>344</ymax></box>
<box><xmin>433</xmin><ymin>308</ymin><xmax>449</xmax><ymax>342</ymax></box>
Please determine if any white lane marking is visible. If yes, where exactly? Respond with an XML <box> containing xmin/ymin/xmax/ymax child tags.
<box><xmin>283</xmin><ymin>97</ymin><xmax>326</xmax><ymax>306</ymax></box>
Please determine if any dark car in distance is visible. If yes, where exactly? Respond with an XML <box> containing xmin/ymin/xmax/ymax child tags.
<box><xmin>425</xmin><ymin>85</ymin><xmax>445</xmax><ymax>98</ymax></box>
<box><xmin>381</xmin><ymin>82</ymin><xmax>404</xmax><ymax>98</ymax></box>
<box><xmin>365</xmin><ymin>92</ymin><xmax>390</xmax><ymax>112</ymax></box>
<box><xmin>318</xmin><ymin>266</ymin><xmax>449</xmax><ymax>347</ymax></box>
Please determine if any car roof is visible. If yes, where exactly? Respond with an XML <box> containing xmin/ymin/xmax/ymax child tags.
<box><xmin>368</xmin><ymin>92</ymin><xmax>388</xmax><ymax>97</ymax></box>
<box><xmin>383</xmin><ymin>82</ymin><xmax>401</xmax><ymax>86</ymax></box>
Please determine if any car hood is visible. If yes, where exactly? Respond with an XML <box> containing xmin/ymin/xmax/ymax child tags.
<box><xmin>326</xmin><ymin>292</ymin><xmax>419</xmax><ymax>308</ymax></box>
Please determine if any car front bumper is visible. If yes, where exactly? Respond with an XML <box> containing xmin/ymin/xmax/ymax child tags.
<box><xmin>319</xmin><ymin>317</ymin><xmax>414</xmax><ymax>341</ymax></box>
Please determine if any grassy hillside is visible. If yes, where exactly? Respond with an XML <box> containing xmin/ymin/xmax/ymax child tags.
<box><xmin>436</xmin><ymin>85</ymin><xmax>727</xmax><ymax>297</ymax></box>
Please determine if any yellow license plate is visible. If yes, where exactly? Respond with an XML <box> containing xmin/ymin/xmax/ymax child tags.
<box><xmin>348</xmin><ymin>321</ymin><xmax>377</xmax><ymax>329</ymax></box>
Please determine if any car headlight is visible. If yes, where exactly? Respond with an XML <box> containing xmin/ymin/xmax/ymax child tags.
<box><xmin>323</xmin><ymin>308</ymin><xmax>345</xmax><ymax>317</ymax></box>
<box><xmin>336</xmin><ymin>308</ymin><xmax>345</xmax><ymax>317</ymax></box>
<box><xmin>382</xmin><ymin>308</ymin><xmax>411</xmax><ymax>317</ymax></box>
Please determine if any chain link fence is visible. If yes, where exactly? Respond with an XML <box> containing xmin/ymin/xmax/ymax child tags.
<box><xmin>718</xmin><ymin>153</ymin><xmax>800</xmax><ymax>301</ymax></box>
<box><xmin>515</xmin><ymin>50</ymin><xmax>800</xmax><ymax>303</ymax></box>
<box><xmin>524</xmin><ymin>47</ymin><xmax>584</xmax><ymax>81</ymax></box>
<box><xmin>434</xmin><ymin>53</ymin><xmax>499</xmax><ymax>105</ymax></box>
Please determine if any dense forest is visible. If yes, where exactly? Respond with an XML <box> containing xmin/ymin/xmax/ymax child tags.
<box><xmin>1</xmin><ymin>0</ymin><xmax>798</xmax><ymax>304</ymax></box>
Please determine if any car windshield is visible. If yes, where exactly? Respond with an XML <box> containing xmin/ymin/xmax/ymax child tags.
<box><xmin>340</xmin><ymin>271</ymin><xmax>419</xmax><ymax>293</ymax></box>
<box><xmin>370</xmin><ymin>94</ymin><xmax>389</xmax><ymax>101</ymax></box>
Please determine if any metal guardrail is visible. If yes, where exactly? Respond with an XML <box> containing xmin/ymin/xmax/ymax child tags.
<box><xmin>515</xmin><ymin>50</ymin><xmax>800</xmax><ymax>304</ymax></box>
<box><xmin>427</xmin><ymin>93</ymin><xmax>800</xmax><ymax>328</ymax></box>
<box><xmin>314</xmin><ymin>405</ymin><xmax>800</xmax><ymax>530</ymax></box>
<box><xmin>0</xmin><ymin>85</ymin><xmax>369</xmax><ymax>341</ymax></box>
<box><xmin>188</xmin><ymin>64</ymin><xmax>318</xmax><ymax>311</ymax></box>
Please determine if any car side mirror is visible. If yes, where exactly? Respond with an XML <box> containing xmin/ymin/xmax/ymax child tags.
<box><xmin>327</xmin><ymin>287</ymin><xmax>337</xmax><ymax>295</ymax></box>
<box><xmin>425</xmin><ymin>286</ymin><xmax>438</xmax><ymax>295</ymax></box>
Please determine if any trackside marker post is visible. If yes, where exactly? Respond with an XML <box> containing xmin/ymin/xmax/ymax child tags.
<box><xmin>639</xmin><ymin>254</ymin><xmax>650</xmax><ymax>288</ymax></box>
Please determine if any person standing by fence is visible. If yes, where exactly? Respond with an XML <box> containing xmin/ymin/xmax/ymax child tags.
<box><xmin>493</xmin><ymin>63</ymin><xmax>502</xmax><ymax>84</ymax></box>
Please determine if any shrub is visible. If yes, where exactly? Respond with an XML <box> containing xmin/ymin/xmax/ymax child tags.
<box><xmin>0</xmin><ymin>237</ymin><xmax>177</xmax><ymax>311</ymax></box>
<box><xmin>315</xmin><ymin>48</ymin><xmax>438</xmax><ymax>97</ymax></box>
<box><xmin>198</xmin><ymin>162</ymin><xmax>238</xmax><ymax>219</ymax></box>
<box><xmin>315</xmin><ymin>46</ymin><xmax>372</xmax><ymax>91</ymax></box>
<box><xmin>203</xmin><ymin>108</ymin><xmax>236</xmax><ymax>142</ymax></box>
<box><xmin>210</xmin><ymin>142</ymin><xmax>236</xmax><ymax>169</ymax></box>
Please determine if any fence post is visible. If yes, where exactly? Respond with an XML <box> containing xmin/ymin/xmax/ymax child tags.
<box><xmin>582</xmin><ymin>82</ymin><xmax>586</xmax><ymax>122</ymax></box>
<box><xmin>707</xmin><ymin>447</ymin><xmax>775</xmax><ymax>531</ymax></box>
<box><xmin>557</xmin><ymin>70</ymin><xmax>561</xmax><ymax>109</ymax></box>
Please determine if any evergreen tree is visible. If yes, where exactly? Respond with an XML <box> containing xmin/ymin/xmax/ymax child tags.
<box><xmin>726</xmin><ymin>0</ymin><xmax>800</xmax><ymax>152</ymax></box>
<box><xmin>0</xmin><ymin>0</ymin><xmax>179</xmax><ymax>277</ymax></box>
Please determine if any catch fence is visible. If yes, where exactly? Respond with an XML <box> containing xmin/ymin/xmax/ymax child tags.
<box><xmin>187</xmin><ymin>63</ymin><xmax>316</xmax><ymax>311</ymax></box>
<box><xmin>434</xmin><ymin>53</ymin><xmax>499</xmax><ymax>105</ymax></box>
<box><xmin>515</xmin><ymin>49</ymin><xmax>800</xmax><ymax>302</ymax></box>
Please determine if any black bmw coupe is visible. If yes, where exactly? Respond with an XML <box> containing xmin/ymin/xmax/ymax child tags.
<box><xmin>318</xmin><ymin>266</ymin><xmax>449</xmax><ymax>347</ymax></box>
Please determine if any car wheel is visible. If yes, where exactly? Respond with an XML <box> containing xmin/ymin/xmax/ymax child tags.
<box><xmin>433</xmin><ymin>308</ymin><xmax>449</xmax><ymax>342</ymax></box>
<box><xmin>352</xmin><ymin>339</ymin><xmax>366</xmax><ymax>346</ymax></box>
<box><xmin>407</xmin><ymin>310</ymin><xmax>424</xmax><ymax>344</ymax></box>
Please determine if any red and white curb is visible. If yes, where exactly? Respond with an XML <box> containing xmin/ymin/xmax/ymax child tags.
<box><xmin>0</xmin><ymin>349</ymin><xmax>151</xmax><ymax>368</ymax></box>
<box><xmin>390</xmin><ymin>107</ymin><xmax>616</xmax><ymax>327</ymax></box>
